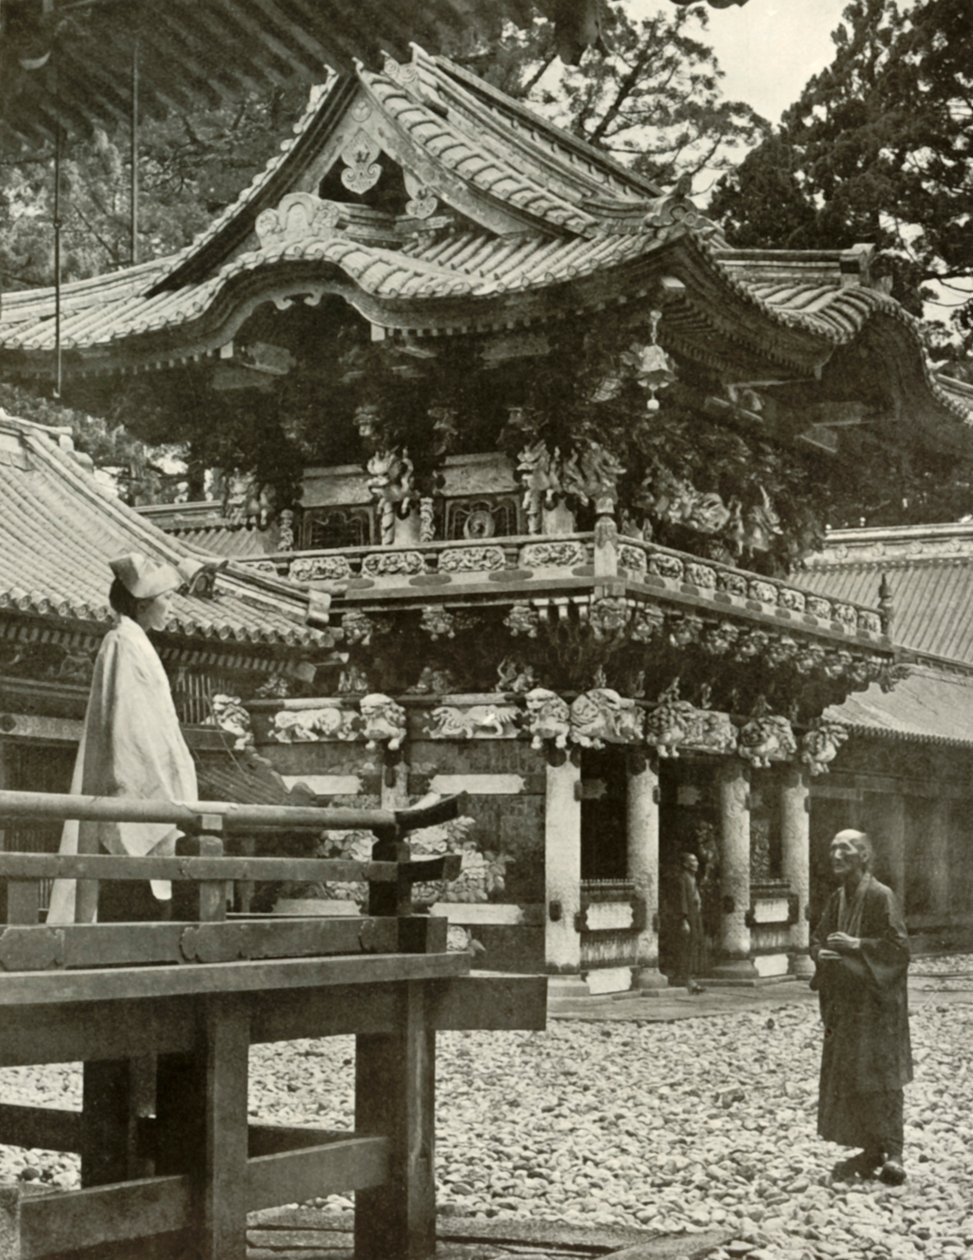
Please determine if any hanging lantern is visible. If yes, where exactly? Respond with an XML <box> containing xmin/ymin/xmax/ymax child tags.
<box><xmin>630</xmin><ymin>309</ymin><xmax>676</xmax><ymax>412</ymax></box>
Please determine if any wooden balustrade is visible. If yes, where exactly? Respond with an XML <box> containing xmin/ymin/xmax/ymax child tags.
<box><xmin>0</xmin><ymin>788</ymin><xmax>546</xmax><ymax>1260</ymax></box>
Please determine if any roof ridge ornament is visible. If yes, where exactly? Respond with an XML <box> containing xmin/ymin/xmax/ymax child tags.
<box><xmin>255</xmin><ymin>193</ymin><xmax>342</xmax><ymax>250</ymax></box>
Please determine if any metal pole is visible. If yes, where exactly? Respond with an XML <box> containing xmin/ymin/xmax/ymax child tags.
<box><xmin>130</xmin><ymin>35</ymin><xmax>139</xmax><ymax>265</ymax></box>
<box><xmin>53</xmin><ymin>63</ymin><xmax>63</xmax><ymax>398</ymax></box>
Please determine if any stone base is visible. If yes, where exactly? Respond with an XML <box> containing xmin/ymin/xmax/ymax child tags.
<box><xmin>789</xmin><ymin>951</ymin><xmax>815</xmax><ymax>979</ymax></box>
<box><xmin>632</xmin><ymin>966</ymin><xmax>669</xmax><ymax>993</ymax></box>
<box><xmin>708</xmin><ymin>957</ymin><xmax>761</xmax><ymax>986</ymax></box>
<box><xmin>545</xmin><ymin>975</ymin><xmax>591</xmax><ymax>1008</ymax></box>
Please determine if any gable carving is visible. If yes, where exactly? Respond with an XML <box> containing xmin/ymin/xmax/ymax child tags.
<box><xmin>255</xmin><ymin>193</ymin><xmax>342</xmax><ymax>250</ymax></box>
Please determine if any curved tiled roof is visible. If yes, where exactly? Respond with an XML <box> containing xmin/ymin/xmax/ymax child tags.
<box><xmin>800</xmin><ymin>525</ymin><xmax>973</xmax><ymax>668</ymax></box>
<box><xmin>0</xmin><ymin>48</ymin><xmax>969</xmax><ymax>444</ymax></box>
<box><xmin>0</xmin><ymin>411</ymin><xmax>329</xmax><ymax>652</ymax></box>
<box><xmin>827</xmin><ymin>665</ymin><xmax>973</xmax><ymax>748</ymax></box>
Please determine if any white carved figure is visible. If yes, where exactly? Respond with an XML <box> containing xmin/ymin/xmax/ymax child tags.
<box><xmin>366</xmin><ymin>449</ymin><xmax>418</xmax><ymax>545</ymax></box>
<box><xmin>517</xmin><ymin>441</ymin><xmax>563</xmax><ymax>534</ymax></box>
<box><xmin>270</xmin><ymin>706</ymin><xmax>355</xmax><ymax>743</ymax></box>
<box><xmin>205</xmin><ymin>694</ymin><xmax>254</xmax><ymax>750</ymax></box>
<box><xmin>428</xmin><ymin>704</ymin><xmax>520</xmax><ymax>740</ymax></box>
<box><xmin>570</xmin><ymin>688</ymin><xmax>643</xmax><ymax>748</ymax></box>
<box><xmin>523</xmin><ymin>687</ymin><xmax>571</xmax><ymax>751</ymax></box>
<box><xmin>799</xmin><ymin>720</ymin><xmax>849</xmax><ymax>776</ymax></box>
<box><xmin>737</xmin><ymin>701</ymin><xmax>797</xmax><ymax>768</ymax></box>
<box><xmin>360</xmin><ymin>693</ymin><xmax>408</xmax><ymax>751</ymax></box>
<box><xmin>644</xmin><ymin>681</ymin><xmax>699</xmax><ymax>758</ymax></box>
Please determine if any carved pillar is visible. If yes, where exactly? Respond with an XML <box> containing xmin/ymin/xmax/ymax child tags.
<box><xmin>627</xmin><ymin>754</ymin><xmax>667</xmax><ymax>990</ymax></box>
<box><xmin>392</xmin><ymin>510</ymin><xmax>421</xmax><ymax>547</ymax></box>
<box><xmin>780</xmin><ymin>766</ymin><xmax>813</xmax><ymax>978</ymax></box>
<box><xmin>544</xmin><ymin>757</ymin><xmax>584</xmax><ymax>989</ymax></box>
<box><xmin>713</xmin><ymin>759</ymin><xmax>757</xmax><ymax>980</ymax></box>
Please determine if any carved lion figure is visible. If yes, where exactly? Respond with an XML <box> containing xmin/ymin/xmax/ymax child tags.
<box><xmin>359</xmin><ymin>693</ymin><xmax>408</xmax><ymax>751</ymax></box>
<box><xmin>570</xmin><ymin>688</ymin><xmax>643</xmax><ymax>748</ymax></box>
<box><xmin>428</xmin><ymin>704</ymin><xmax>520</xmax><ymax>740</ymax></box>
<box><xmin>205</xmin><ymin>694</ymin><xmax>254</xmax><ymax>750</ymax></box>
<box><xmin>270</xmin><ymin>706</ymin><xmax>352</xmax><ymax>743</ymax></box>
<box><xmin>523</xmin><ymin>687</ymin><xmax>571</xmax><ymax>751</ymax></box>
<box><xmin>737</xmin><ymin>706</ymin><xmax>797</xmax><ymax>768</ymax></box>
<box><xmin>799</xmin><ymin>721</ymin><xmax>849</xmax><ymax>776</ymax></box>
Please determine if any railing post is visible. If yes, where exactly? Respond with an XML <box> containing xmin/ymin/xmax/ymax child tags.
<box><xmin>355</xmin><ymin>980</ymin><xmax>436</xmax><ymax>1260</ymax></box>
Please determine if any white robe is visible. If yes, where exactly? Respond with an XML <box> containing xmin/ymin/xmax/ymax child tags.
<box><xmin>46</xmin><ymin>616</ymin><xmax>198</xmax><ymax>923</ymax></box>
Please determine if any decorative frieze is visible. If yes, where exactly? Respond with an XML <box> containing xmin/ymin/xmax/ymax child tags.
<box><xmin>647</xmin><ymin>552</ymin><xmax>684</xmax><ymax>580</ymax></box>
<box><xmin>805</xmin><ymin>595</ymin><xmax>834</xmax><ymax>619</ymax></box>
<box><xmin>748</xmin><ymin>578</ymin><xmax>778</xmax><ymax>605</ymax></box>
<box><xmin>618</xmin><ymin>545</ymin><xmax>648</xmax><ymax>573</ymax></box>
<box><xmin>269</xmin><ymin>706</ymin><xmax>359</xmax><ymax>743</ymax></box>
<box><xmin>425</xmin><ymin>702</ymin><xmax>521</xmax><ymax>740</ymax></box>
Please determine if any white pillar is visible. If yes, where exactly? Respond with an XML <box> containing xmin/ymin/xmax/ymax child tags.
<box><xmin>545</xmin><ymin>757</ymin><xmax>582</xmax><ymax>978</ymax></box>
<box><xmin>627</xmin><ymin>753</ymin><xmax>667</xmax><ymax>990</ymax></box>
<box><xmin>781</xmin><ymin>766</ymin><xmax>813</xmax><ymax>979</ymax></box>
<box><xmin>714</xmin><ymin>759</ymin><xmax>757</xmax><ymax>980</ymax></box>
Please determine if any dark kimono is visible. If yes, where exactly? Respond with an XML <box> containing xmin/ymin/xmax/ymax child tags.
<box><xmin>810</xmin><ymin>876</ymin><xmax>913</xmax><ymax>1154</ymax></box>
<box><xmin>675</xmin><ymin>868</ymin><xmax>705</xmax><ymax>984</ymax></box>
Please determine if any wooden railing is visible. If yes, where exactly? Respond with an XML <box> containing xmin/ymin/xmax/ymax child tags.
<box><xmin>0</xmin><ymin>788</ymin><xmax>545</xmax><ymax>1260</ymax></box>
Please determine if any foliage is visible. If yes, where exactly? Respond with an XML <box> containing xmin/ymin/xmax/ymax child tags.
<box><xmin>460</xmin><ymin>2</ymin><xmax>768</xmax><ymax>188</ymax></box>
<box><xmin>0</xmin><ymin>87</ymin><xmax>308</xmax><ymax>289</ymax></box>
<box><xmin>708</xmin><ymin>0</ymin><xmax>973</xmax><ymax>340</ymax></box>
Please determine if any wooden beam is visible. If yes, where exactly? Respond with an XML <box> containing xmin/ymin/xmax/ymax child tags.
<box><xmin>0</xmin><ymin>917</ymin><xmax>401</xmax><ymax>971</ymax></box>
<box><xmin>199</xmin><ymin>996</ymin><xmax>250</xmax><ymax>1260</ymax></box>
<box><xmin>19</xmin><ymin>1174</ymin><xmax>190</xmax><ymax>1257</ymax></box>
<box><xmin>0</xmin><ymin>951</ymin><xmax>469</xmax><ymax>1006</ymax></box>
<box><xmin>247</xmin><ymin>1136</ymin><xmax>390</xmax><ymax>1212</ymax></box>
<box><xmin>0</xmin><ymin>1104</ymin><xmax>82</xmax><ymax>1154</ymax></box>
<box><xmin>430</xmin><ymin>974</ymin><xmax>548</xmax><ymax>1031</ymax></box>
<box><xmin>0</xmin><ymin>998</ymin><xmax>196</xmax><ymax>1066</ymax></box>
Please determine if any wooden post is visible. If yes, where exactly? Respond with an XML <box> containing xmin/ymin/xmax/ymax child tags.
<box><xmin>0</xmin><ymin>1182</ymin><xmax>22</xmax><ymax>1259</ymax></box>
<box><xmin>199</xmin><ymin>995</ymin><xmax>250</xmax><ymax>1260</ymax></box>
<box><xmin>355</xmin><ymin>981</ymin><xmax>436</xmax><ymax>1260</ymax></box>
<box><xmin>80</xmin><ymin>1059</ymin><xmax>147</xmax><ymax>1187</ymax></box>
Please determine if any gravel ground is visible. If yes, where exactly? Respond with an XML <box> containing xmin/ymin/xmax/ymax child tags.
<box><xmin>1</xmin><ymin>962</ymin><xmax>971</xmax><ymax>1260</ymax></box>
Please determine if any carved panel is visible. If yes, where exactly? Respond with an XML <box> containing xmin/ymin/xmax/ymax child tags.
<box><xmin>425</xmin><ymin>703</ymin><xmax>521</xmax><ymax>740</ymax></box>
<box><xmin>289</xmin><ymin>555</ymin><xmax>354</xmax><ymax>582</ymax></box>
<box><xmin>269</xmin><ymin>706</ymin><xmax>359</xmax><ymax>743</ymax></box>
<box><xmin>444</xmin><ymin>495</ymin><xmax>520</xmax><ymax>540</ymax></box>
<box><xmin>300</xmin><ymin>506</ymin><xmax>373</xmax><ymax>550</ymax></box>
<box><xmin>716</xmin><ymin>570</ymin><xmax>748</xmax><ymax>597</ymax></box>
<box><xmin>438</xmin><ymin>545</ymin><xmax>507</xmax><ymax>573</ymax></box>
<box><xmin>685</xmin><ymin>561</ymin><xmax>717</xmax><ymax>589</ymax></box>
<box><xmin>647</xmin><ymin>552</ymin><xmax>684</xmax><ymax>580</ymax></box>
<box><xmin>361</xmin><ymin>550</ymin><xmax>425</xmax><ymax>578</ymax></box>
<box><xmin>748</xmin><ymin>578</ymin><xmax>778</xmax><ymax>604</ymax></box>
<box><xmin>777</xmin><ymin>588</ymin><xmax>806</xmax><ymax>612</ymax></box>
<box><xmin>618</xmin><ymin>545</ymin><xmax>648</xmax><ymax>573</ymax></box>
<box><xmin>519</xmin><ymin>541</ymin><xmax>586</xmax><ymax>569</ymax></box>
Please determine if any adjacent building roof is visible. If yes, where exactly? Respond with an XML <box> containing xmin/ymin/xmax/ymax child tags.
<box><xmin>801</xmin><ymin>523</ymin><xmax>973</xmax><ymax>669</ymax></box>
<box><xmin>0</xmin><ymin>409</ymin><xmax>329</xmax><ymax>653</ymax></box>
<box><xmin>2</xmin><ymin>48</ymin><xmax>970</xmax><ymax>453</ymax></box>
<box><xmin>827</xmin><ymin>665</ymin><xmax>973</xmax><ymax>750</ymax></box>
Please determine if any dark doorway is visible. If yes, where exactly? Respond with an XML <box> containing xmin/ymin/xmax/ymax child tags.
<box><xmin>580</xmin><ymin>748</ymin><xmax>628</xmax><ymax>881</ymax></box>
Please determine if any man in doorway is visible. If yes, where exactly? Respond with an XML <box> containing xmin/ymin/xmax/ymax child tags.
<box><xmin>675</xmin><ymin>851</ymin><xmax>705</xmax><ymax>994</ymax></box>
<box><xmin>810</xmin><ymin>829</ymin><xmax>912</xmax><ymax>1185</ymax></box>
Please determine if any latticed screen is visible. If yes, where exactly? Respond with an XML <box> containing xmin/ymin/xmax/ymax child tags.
<box><xmin>445</xmin><ymin>495</ymin><xmax>521</xmax><ymax>540</ymax></box>
<box><xmin>169</xmin><ymin>668</ymin><xmax>244</xmax><ymax>726</ymax></box>
<box><xmin>300</xmin><ymin>507</ymin><xmax>373</xmax><ymax>549</ymax></box>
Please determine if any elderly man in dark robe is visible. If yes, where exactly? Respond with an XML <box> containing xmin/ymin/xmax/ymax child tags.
<box><xmin>810</xmin><ymin>829</ymin><xmax>912</xmax><ymax>1185</ymax></box>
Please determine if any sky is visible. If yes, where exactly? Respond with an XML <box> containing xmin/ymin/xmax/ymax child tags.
<box><xmin>634</xmin><ymin>0</ymin><xmax>854</xmax><ymax>123</ymax></box>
